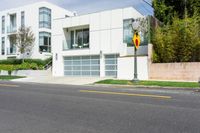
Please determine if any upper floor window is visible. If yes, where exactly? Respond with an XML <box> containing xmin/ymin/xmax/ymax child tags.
<box><xmin>70</xmin><ymin>28</ymin><xmax>89</xmax><ymax>49</ymax></box>
<box><xmin>21</xmin><ymin>11</ymin><xmax>25</xmax><ymax>27</ymax></box>
<box><xmin>2</xmin><ymin>16</ymin><xmax>5</xmax><ymax>34</ymax></box>
<box><xmin>39</xmin><ymin>7</ymin><xmax>51</xmax><ymax>29</ymax></box>
<box><xmin>1</xmin><ymin>37</ymin><xmax>5</xmax><ymax>55</ymax></box>
<box><xmin>39</xmin><ymin>32</ymin><xmax>51</xmax><ymax>53</ymax></box>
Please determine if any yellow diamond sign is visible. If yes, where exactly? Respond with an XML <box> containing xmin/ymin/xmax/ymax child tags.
<box><xmin>133</xmin><ymin>32</ymin><xmax>141</xmax><ymax>49</ymax></box>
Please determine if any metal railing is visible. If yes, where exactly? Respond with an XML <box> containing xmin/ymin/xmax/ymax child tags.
<box><xmin>7</xmin><ymin>25</ymin><xmax>17</xmax><ymax>33</ymax></box>
<box><xmin>63</xmin><ymin>40</ymin><xmax>89</xmax><ymax>51</ymax></box>
<box><xmin>43</xmin><ymin>60</ymin><xmax>52</xmax><ymax>70</ymax></box>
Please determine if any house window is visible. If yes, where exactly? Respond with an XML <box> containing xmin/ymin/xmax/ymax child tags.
<box><xmin>39</xmin><ymin>32</ymin><xmax>51</xmax><ymax>52</ymax></box>
<box><xmin>70</xmin><ymin>28</ymin><xmax>89</xmax><ymax>49</ymax></box>
<box><xmin>2</xmin><ymin>16</ymin><xmax>5</xmax><ymax>34</ymax></box>
<box><xmin>1</xmin><ymin>37</ymin><xmax>5</xmax><ymax>55</ymax></box>
<box><xmin>39</xmin><ymin>7</ymin><xmax>51</xmax><ymax>29</ymax></box>
<box><xmin>21</xmin><ymin>11</ymin><xmax>25</xmax><ymax>27</ymax></box>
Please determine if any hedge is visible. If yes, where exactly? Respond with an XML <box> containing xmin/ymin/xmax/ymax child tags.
<box><xmin>0</xmin><ymin>57</ymin><xmax>52</xmax><ymax>66</ymax></box>
<box><xmin>0</xmin><ymin>63</ymin><xmax>44</xmax><ymax>71</ymax></box>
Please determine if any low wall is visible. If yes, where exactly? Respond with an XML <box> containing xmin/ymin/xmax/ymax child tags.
<box><xmin>149</xmin><ymin>62</ymin><xmax>200</xmax><ymax>81</ymax></box>
<box><xmin>0</xmin><ymin>70</ymin><xmax>51</xmax><ymax>77</ymax></box>
<box><xmin>118</xmin><ymin>56</ymin><xmax>149</xmax><ymax>80</ymax></box>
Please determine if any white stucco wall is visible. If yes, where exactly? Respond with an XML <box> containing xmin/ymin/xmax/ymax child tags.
<box><xmin>52</xmin><ymin>7</ymin><xmax>145</xmax><ymax>77</ymax></box>
<box><xmin>117</xmin><ymin>56</ymin><xmax>149</xmax><ymax>80</ymax></box>
<box><xmin>0</xmin><ymin>1</ymin><xmax>74</xmax><ymax>60</ymax></box>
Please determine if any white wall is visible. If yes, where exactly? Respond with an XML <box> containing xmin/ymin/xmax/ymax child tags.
<box><xmin>0</xmin><ymin>1</ymin><xmax>74</xmax><ymax>60</ymax></box>
<box><xmin>118</xmin><ymin>56</ymin><xmax>149</xmax><ymax>80</ymax></box>
<box><xmin>52</xmin><ymin>7</ymin><xmax>145</xmax><ymax>77</ymax></box>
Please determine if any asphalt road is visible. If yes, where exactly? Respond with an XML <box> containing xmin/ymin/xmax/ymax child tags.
<box><xmin>0</xmin><ymin>81</ymin><xmax>200</xmax><ymax>133</ymax></box>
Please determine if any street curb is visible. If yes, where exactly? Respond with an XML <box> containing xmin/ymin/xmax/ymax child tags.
<box><xmin>93</xmin><ymin>84</ymin><xmax>200</xmax><ymax>91</ymax></box>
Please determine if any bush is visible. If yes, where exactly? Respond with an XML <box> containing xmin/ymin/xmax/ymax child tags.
<box><xmin>0</xmin><ymin>59</ymin><xmax>22</xmax><ymax>65</ymax></box>
<box><xmin>152</xmin><ymin>15</ymin><xmax>200</xmax><ymax>63</ymax></box>
<box><xmin>0</xmin><ymin>65</ymin><xmax>18</xmax><ymax>76</ymax></box>
<box><xmin>0</xmin><ymin>57</ymin><xmax>52</xmax><ymax>72</ymax></box>
<box><xmin>30</xmin><ymin>63</ymin><xmax>38</xmax><ymax>70</ymax></box>
<box><xmin>0</xmin><ymin>57</ymin><xmax>52</xmax><ymax>66</ymax></box>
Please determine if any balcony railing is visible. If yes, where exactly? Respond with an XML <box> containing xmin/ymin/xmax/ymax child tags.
<box><xmin>7</xmin><ymin>47</ymin><xmax>17</xmax><ymax>55</ymax></box>
<box><xmin>63</xmin><ymin>40</ymin><xmax>89</xmax><ymax>51</ymax></box>
<box><xmin>7</xmin><ymin>25</ymin><xmax>17</xmax><ymax>33</ymax></box>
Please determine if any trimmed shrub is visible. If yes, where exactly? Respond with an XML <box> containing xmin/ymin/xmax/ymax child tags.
<box><xmin>0</xmin><ymin>59</ymin><xmax>22</xmax><ymax>65</ymax></box>
<box><xmin>0</xmin><ymin>57</ymin><xmax>52</xmax><ymax>66</ymax></box>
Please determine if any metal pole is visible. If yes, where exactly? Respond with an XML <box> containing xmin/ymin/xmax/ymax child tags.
<box><xmin>133</xmin><ymin>46</ymin><xmax>139</xmax><ymax>82</ymax></box>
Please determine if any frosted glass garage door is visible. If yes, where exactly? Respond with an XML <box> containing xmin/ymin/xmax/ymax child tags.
<box><xmin>105</xmin><ymin>54</ymin><xmax>118</xmax><ymax>77</ymax></box>
<box><xmin>64</xmin><ymin>55</ymin><xmax>100</xmax><ymax>76</ymax></box>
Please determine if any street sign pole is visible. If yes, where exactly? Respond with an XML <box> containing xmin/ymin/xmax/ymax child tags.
<box><xmin>132</xmin><ymin>31</ymin><xmax>140</xmax><ymax>82</ymax></box>
<box><xmin>133</xmin><ymin>45</ymin><xmax>139</xmax><ymax>82</ymax></box>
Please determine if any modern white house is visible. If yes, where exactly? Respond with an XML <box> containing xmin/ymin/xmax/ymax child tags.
<box><xmin>52</xmin><ymin>7</ymin><xmax>150</xmax><ymax>80</ymax></box>
<box><xmin>0</xmin><ymin>1</ymin><xmax>74</xmax><ymax>60</ymax></box>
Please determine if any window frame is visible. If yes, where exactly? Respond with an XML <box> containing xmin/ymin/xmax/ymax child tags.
<box><xmin>39</xmin><ymin>7</ymin><xmax>51</xmax><ymax>29</ymax></box>
<box><xmin>39</xmin><ymin>32</ymin><xmax>51</xmax><ymax>53</ymax></box>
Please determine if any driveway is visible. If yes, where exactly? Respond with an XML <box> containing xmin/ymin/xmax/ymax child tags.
<box><xmin>12</xmin><ymin>76</ymin><xmax>107</xmax><ymax>85</ymax></box>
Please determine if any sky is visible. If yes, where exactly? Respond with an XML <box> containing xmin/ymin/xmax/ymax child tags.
<box><xmin>0</xmin><ymin>0</ymin><xmax>153</xmax><ymax>16</ymax></box>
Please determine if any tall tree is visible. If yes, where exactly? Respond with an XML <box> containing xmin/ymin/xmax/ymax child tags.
<box><xmin>16</xmin><ymin>27</ymin><xmax>35</xmax><ymax>62</ymax></box>
<box><xmin>152</xmin><ymin>0</ymin><xmax>200</xmax><ymax>24</ymax></box>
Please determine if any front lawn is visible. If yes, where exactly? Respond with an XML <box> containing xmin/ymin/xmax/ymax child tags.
<box><xmin>0</xmin><ymin>75</ymin><xmax>26</xmax><ymax>80</ymax></box>
<box><xmin>95</xmin><ymin>79</ymin><xmax>200</xmax><ymax>88</ymax></box>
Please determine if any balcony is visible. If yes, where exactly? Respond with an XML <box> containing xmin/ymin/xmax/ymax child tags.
<box><xmin>7</xmin><ymin>25</ymin><xmax>17</xmax><ymax>34</ymax></box>
<box><xmin>7</xmin><ymin>47</ymin><xmax>17</xmax><ymax>55</ymax></box>
<box><xmin>63</xmin><ymin>40</ymin><xmax>89</xmax><ymax>51</ymax></box>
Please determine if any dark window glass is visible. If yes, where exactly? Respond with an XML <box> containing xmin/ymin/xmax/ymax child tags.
<box><xmin>21</xmin><ymin>11</ymin><xmax>25</xmax><ymax>27</ymax></box>
<box><xmin>2</xmin><ymin>16</ymin><xmax>5</xmax><ymax>34</ymax></box>
<box><xmin>1</xmin><ymin>37</ymin><xmax>5</xmax><ymax>55</ymax></box>
<box><xmin>39</xmin><ymin>32</ymin><xmax>51</xmax><ymax>52</ymax></box>
<box><xmin>39</xmin><ymin>7</ymin><xmax>51</xmax><ymax>29</ymax></box>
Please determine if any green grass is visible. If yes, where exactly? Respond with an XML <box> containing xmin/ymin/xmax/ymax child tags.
<box><xmin>0</xmin><ymin>75</ymin><xmax>26</xmax><ymax>80</ymax></box>
<box><xmin>95</xmin><ymin>79</ymin><xmax>200</xmax><ymax>88</ymax></box>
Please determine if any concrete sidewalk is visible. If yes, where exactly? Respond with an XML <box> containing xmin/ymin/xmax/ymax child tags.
<box><xmin>12</xmin><ymin>76</ymin><xmax>107</xmax><ymax>85</ymax></box>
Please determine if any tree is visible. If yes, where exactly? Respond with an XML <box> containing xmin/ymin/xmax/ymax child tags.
<box><xmin>152</xmin><ymin>16</ymin><xmax>200</xmax><ymax>63</ymax></box>
<box><xmin>152</xmin><ymin>0</ymin><xmax>200</xmax><ymax>24</ymax></box>
<box><xmin>16</xmin><ymin>27</ymin><xmax>35</xmax><ymax>62</ymax></box>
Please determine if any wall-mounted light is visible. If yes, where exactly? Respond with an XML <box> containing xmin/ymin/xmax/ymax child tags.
<box><xmin>55</xmin><ymin>53</ymin><xmax>58</xmax><ymax>61</ymax></box>
<box><xmin>100</xmin><ymin>50</ymin><xmax>103</xmax><ymax>58</ymax></box>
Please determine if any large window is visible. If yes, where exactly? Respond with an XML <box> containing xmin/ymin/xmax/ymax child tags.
<box><xmin>21</xmin><ymin>11</ymin><xmax>25</xmax><ymax>27</ymax></box>
<box><xmin>70</xmin><ymin>28</ymin><xmax>89</xmax><ymax>49</ymax></box>
<box><xmin>1</xmin><ymin>37</ymin><xmax>5</xmax><ymax>55</ymax></box>
<box><xmin>39</xmin><ymin>7</ymin><xmax>51</xmax><ymax>29</ymax></box>
<box><xmin>2</xmin><ymin>16</ymin><xmax>5</xmax><ymax>34</ymax></box>
<box><xmin>39</xmin><ymin>32</ymin><xmax>51</xmax><ymax>52</ymax></box>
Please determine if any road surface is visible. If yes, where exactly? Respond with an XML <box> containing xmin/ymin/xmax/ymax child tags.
<box><xmin>0</xmin><ymin>81</ymin><xmax>199</xmax><ymax>133</ymax></box>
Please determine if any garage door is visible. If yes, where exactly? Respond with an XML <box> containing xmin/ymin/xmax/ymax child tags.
<box><xmin>64</xmin><ymin>55</ymin><xmax>100</xmax><ymax>76</ymax></box>
<box><xmin>105</xmin><ymin>54</ymin><xmax>118</xmax><ymax>77</ymax></box>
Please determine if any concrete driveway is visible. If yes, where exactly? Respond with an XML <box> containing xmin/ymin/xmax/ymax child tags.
<box><xmin>12</xmin><ymin>76</ymin><xmax>107</xmax><ymax>85</ymax></box>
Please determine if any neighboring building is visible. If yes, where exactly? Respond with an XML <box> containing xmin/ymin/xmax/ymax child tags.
<box><xmin>52</xmin><ymin>7</ymin><xmax>150</xmax><ymax>80</ymax></box>
<box><xmin>0</xmin><ymin>1</ymin><xmax>74</xmax><ymax>60</ymax></box>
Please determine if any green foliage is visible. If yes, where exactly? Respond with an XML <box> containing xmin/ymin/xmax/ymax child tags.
<box><xmin>0</xmin><ymin>57</ymin><xmax>52</xmax><ymax>66</ymax></box>
<box><xmin>0</xmin><ymin>57</ymin><xmax>52</xmax><ymax>73</ymax></box>
<box><xmin>0</xmin><ymin>59</ymin><xmax>22</xmax><ymax>65</ymax></box>
<box><xmin>153</xmin><ymin>0</ymin><xmax>200</xmax><ymax>24</ymax></box>
<box><xmin>0</xmin><ymin>75</ymin><xmax>25</xmax><ymax>80</ymax></box>
<box><xmin>96</xmin><ymin>79</ymin><xmax>199</xmax><ymax>88</ymax></box>
<box><xmin>152</xmin><ymin>15</ymin><xmax>200</xmax><ymax>63</ymax></box>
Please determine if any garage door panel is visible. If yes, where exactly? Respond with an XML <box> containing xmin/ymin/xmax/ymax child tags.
<box><xmin>64</xmin><ymin>55</ymin><xmax>100</xmax><ymax>76</ymax></box>
<box><xmin>105</xmin><ymin>54</ymin><xmax>118</xmax><ymax>77</ymax></box>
